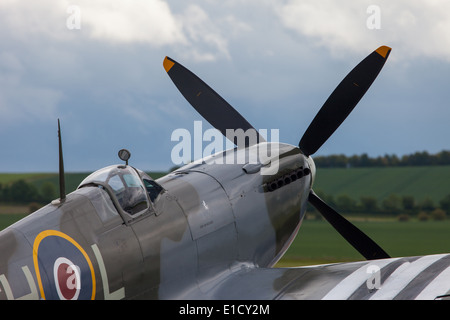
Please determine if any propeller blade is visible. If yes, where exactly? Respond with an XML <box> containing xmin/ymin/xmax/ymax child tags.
<box><xmin>308</xmin><ymin>190</ymin><xmax>390</xmax><ymax>260</ymax></box>
<box><xmin>163</xmin><ymin>56</ymin><xmax>265</xmax><ymax>147</ymax></box>
<box><xmin>299</xmin><ymin>46</ymin><xmax>391</xmax><ymax>156</ymax></box>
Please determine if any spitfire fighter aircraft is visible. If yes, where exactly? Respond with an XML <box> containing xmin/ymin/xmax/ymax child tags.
<box><xmin>1</xmin><ymin>45</ymin><xmax>450</xmax><ymax>301</ymax></box>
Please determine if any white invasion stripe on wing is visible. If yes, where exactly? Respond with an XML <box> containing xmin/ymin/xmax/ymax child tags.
<box><xmin>370</xmin><ymin>254</ymin><xmax>447</xmax><ymax>300</ymax></box>
<box><xmin>322</xmin><ymin>259</ymin><xmax>397</xmax><ymax>300</ymax></box>
<box><xmin>415</xmin><ymin>266</ymin><xmax>450</xmax><ymax>300</ymax></box>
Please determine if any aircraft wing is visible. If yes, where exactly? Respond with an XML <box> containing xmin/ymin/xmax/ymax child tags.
<box><xmin>171</xmin><ymin>253</ymin><xmax>450</xmax><ymax>300</ymax></box>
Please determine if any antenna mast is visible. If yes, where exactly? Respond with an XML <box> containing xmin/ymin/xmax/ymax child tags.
<box><xmin>58</xmin><ymin>119</ymin><xmax>66</xmax><ymax>202</ymax></box>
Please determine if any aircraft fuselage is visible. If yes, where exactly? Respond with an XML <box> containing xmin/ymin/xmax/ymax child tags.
<box><xmin>0</xmin><ymin>142</ymin><xmax>313</xmax><ymax>299</ymax></box>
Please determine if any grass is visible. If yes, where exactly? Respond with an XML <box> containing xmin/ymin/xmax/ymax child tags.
<box><xmin>0</xmin><ymin>213</ymin><xmax>28</xmax><ymax>230</ymax></box>
<box><xmin>314</xmin><ymin>166</ymin><xmax>450</xmax><ymax>203</ymax></box>
<box><xmin>276</xmin><ymin>218</ymin><xmax>450</xmax><ymax>267</ymax></box>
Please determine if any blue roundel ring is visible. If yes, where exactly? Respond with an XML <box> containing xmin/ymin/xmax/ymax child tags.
<box><xmin>33</xmin><ymin>230</ymin><xmax>96</xmax><ymax>300</ymax></box>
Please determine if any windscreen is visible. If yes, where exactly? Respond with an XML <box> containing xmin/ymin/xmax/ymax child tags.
<box><xmin>79</xmin><ymin>165</ymin><xmax>149</xmax><ymax>216</ymax></box>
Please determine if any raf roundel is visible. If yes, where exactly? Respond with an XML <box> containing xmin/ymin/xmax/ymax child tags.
<box><xmin>33</xmin><ymin>230</ymin><xmax>96</xmax><ymax>300</ymax></box>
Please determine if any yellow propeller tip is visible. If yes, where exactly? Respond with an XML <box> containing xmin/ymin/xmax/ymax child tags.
<box><xmin>375</xmin><ymin>46</ymin><xmax>391</xmax><ymax>58</ymax></box>
<box><xmin>163</xmin><ymin>56</ymin><xmax>175</xmax><ymax>72</ymax></box>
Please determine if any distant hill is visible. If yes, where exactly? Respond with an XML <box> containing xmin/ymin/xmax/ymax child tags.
<box><xmin>313</xmin><ymin>165</ymin><xmax>450</xmax><ymax>204</ymax></box>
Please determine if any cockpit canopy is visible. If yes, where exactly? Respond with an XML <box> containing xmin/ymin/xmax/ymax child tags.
<box><xmin>79</xmin><ymin>165</ymin><xmax>150</xmax><ymax>217</ymax></box>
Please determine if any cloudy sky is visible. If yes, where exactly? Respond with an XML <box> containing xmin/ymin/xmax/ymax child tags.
<box><xmin>1</xmin><ymin>0</ymin><xmax>450</xmax><ymax>172</ymax></box>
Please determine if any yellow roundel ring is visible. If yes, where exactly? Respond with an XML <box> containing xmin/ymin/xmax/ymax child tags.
<box><xmin>33</xmin><ymin>230</ymin><xmax>96</xmax><ymax>300</ymax></box>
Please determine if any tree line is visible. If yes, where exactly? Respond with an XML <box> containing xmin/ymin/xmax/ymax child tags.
<box><xmin>314</xmin><ymin>150</ymin><xmax>450</xmax><ymax>168</ymax></box>
<box><xmin>2</xmin><ymin>170</ymin><xmax>450</xmax><ymax>221</ymax></box>
<box><xmin>0</xmin><ymin>180</ymin><xmax>57</xmax><ymax>205</ymax></box>
<box><xmin>3</xmin><ymin>179</ymin><xmax>449</xmax><ymax>216</ymax></box>
<box><xmin>308</xmin><ymin>190</ymin><xmax>450</xmax><ymax>221</ymax></box>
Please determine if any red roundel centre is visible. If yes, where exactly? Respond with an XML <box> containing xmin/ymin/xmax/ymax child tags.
<box><xmin>54</xmin><ymin>258</ymin><xmax>80</xmax><ymax>300</ymax></box>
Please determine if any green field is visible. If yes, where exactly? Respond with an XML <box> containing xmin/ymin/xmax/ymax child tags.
<box><xmin>0</xmin><ymin>213</ymin><xmax>28</xmax><ymax>230</ymax></box>
<box><xmin>276</xmin><ymin>218</ymin><xmax>450</xmax><ymax>266</ymax></box>
<box><xmin>313</xmin><ymin>166</ymin><xmax>450</xmax><ymax>203</ymax></box>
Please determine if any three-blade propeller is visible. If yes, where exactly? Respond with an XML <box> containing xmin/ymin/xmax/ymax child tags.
<box><xmin>164</xmin><ymin>46</ymin><xmax>391</xmax><ymax>260</ymax></box>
